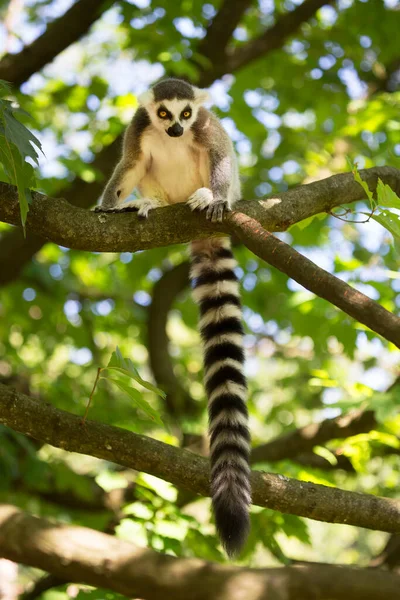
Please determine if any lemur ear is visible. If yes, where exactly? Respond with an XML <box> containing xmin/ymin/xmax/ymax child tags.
<box><xmin>138</xmin><ymin>90</ymin><xmax>154</xmax><ymax>106</ymax></box>
<box><xmin>193</xmin><ymin>87</ymin><xmax>211</xmax><ymax>105</ymax></box>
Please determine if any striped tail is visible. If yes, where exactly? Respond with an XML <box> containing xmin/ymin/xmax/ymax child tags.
<box><xmin>190</xmin><ymin>237</ymin><xmax>251</xmax><ymax>558</ymax></box>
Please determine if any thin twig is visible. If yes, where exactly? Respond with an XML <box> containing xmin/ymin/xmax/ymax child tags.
<box><xmin>82</xmin><ymin>367</ymin><xmax>102</xmax><ymax>423</ymax></box>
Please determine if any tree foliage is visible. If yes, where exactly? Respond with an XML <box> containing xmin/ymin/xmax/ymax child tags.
<box><xmin>0</xmin><ymin>0</ymin><xmax>399</xmax><ymax>597</ymax></box>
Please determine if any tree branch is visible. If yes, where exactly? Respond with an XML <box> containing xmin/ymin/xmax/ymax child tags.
<box><xmin>253</xmin><ymin>378</ymin><xmax>399</xmax><ymax>464</ymax></box>
<box><xmin>198</xmin><ymin>0</ymin><xmax>334</xmax><ymax>85</ymax></box>
<box><xmin>2</xmin><ymin>166</ymin><xmax>399</xmax><ymax>248</ymax></box>
<box><xmin>229</xmin><ymin>211</ymin><xmax>400</xmax><ymax>347</ymax></box>
<box><xmin>0</xmin><ymin>0</ymin><xmax>115</xmax><ymax>87</ymax></box>
<box><xmin>252</xmin><ymin>410</ymin><xmax>377</xmax><ymax>464</ymax></box>
<box><xmin>1</xmin><ymin>167</ymin><xmax>399</xmax><ymax>346</ymax></box>
<box><xmin>227</xmin><ymin>0</ymin><xmax>333</xmax><ymax>74</ymax></box>
<box><xmin>1</xmin><ymin>383</ymin><xmax>400</xmax><ymax>533</ymax></box>
<box><xmin>1</xmin><ymin>504</ymin><xmax>400</xmax><ymax>600</ymax></box>
<box><xmin>196</xmin><ymin>0</ymin><xmax>253</xmax><ymax>70</ymax></box>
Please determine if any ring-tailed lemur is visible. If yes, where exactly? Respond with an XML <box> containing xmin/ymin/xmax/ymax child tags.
<box><xmin>95</xmin><ymin>78</ymin><xmax>251</xmax><ymax>557</ymax></box>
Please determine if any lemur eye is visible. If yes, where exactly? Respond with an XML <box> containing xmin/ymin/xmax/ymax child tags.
<box><xmin>182</xmin><ymin>111</ymin><xmax>191</xmax><ymax>119</ymax></box>
<box><xmin>158</xmin><ymin>110</ymin><xmax>168</xmax><ymax>119</ymax></box>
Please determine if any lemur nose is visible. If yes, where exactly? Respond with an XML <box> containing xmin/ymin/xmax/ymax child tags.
<box><xmin>167</xmin><ymin>123</ymin><xmax>183</xmax><ymax>137</ymax></box>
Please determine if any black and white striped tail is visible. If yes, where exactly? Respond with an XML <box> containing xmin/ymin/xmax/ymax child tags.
<box><xmin>190</xmin><ymin>238</ymin><xmax>251</xmax><ymax>558</ymax></box>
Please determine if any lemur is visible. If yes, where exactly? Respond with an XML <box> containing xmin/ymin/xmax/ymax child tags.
<box><xmin>95</xmin><ymin>78</ymin><xmax>251</xmax><ymax>557</ymax></box>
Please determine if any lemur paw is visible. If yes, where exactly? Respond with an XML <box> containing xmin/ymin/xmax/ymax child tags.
<box><xmin>93</xmin><ymin>200</ymin><xmax>138</xmax><ymax>213</ymax></box>
<box><xmin>187</xmin><ymin>188</ymin><xmax>213</xmax><ymax>212</ymax></box>
<box><xmin>135</xmin><ymin>198</ymin><xmax>165</xmax><ymax>218</ymax></box>
<box><xmin>206</xmin><ymin>200</ymin><xmax>231</xmax><ymax>223</ymax></box>
<box><xmin>187</xmin><ymin>189</ymin><xmax>231</xmax><ymax>222</ymax></box>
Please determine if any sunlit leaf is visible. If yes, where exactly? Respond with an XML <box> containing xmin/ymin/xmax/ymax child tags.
<box><xmin>105</xmin><ymin>347</ymin><xmax>166</xmax><ymax>399</ymax></box>
<box><xmin>101</xmin><ymin>376</ymin><xmax>164</xmax><ymax>427</ymax></box>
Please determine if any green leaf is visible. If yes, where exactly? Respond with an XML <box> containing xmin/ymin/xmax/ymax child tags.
<box><xmin>3</xmin><ymin>106</ymin><xmax>43</xmax><ymax>165</ymax></box>
<box><xmin>371</xmin><ymin>211</ymin><xmax>400</xmax><ymax>241</ymax></box>
<box><xmin>350</xmin><ymin>161</ymin><xmax>376</xmax><ymax>210</ymax></box>
<box><xmin>105</xmin><ymin>348</ymin><xmax>166</xmax><ymax>399</ymax></box>
<box><xmin>101</xmin><ymin>376</ymin><xmax>164</xmax><ymax>427</ymax></box>
<box><xmin>0</xmin><ymin>135</ymin><xmax>33</xmax><ymax>231</ymax></box>
<box><xmin>376</xmin><ymin>178</ymin><xmax>400</xmax><ymax>210</ymax></box>
<box><xmin>313</xmin><ymin>445</ymin><xmax>338</xmax><ymax>466</ymax></box>
<box><xmin>0</xmin><ymin>79</ymin><xmax>11</xmax><ymax>98</ymax></box>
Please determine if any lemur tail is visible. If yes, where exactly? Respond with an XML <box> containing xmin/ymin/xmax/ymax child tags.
<box><xmin>190</xmin><ymin>238</ymin><xmax>251</xmax><ymax>558</ymax></box>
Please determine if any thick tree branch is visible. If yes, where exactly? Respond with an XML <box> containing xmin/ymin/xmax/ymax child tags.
<box><xmin>229</xmin><ymin>211</ymin><xmax>400</xmax><ymax>347</ymax></box>
<box><xmin>1</xmin><ymin>504</ymin><xmax>400</xmax><ymax>600</ymax></box>
<box><xmin>1</xmin><ymin>384</ymin><xmax>400</xmax><ymax>533</ymax></box>
<box><xmin>0</xmin><ymin>0</ymin><xmax>115</xmax><ymax>87</ymax></box>
<box><xmin>1</xmin><ymin>167</ymin><xmax>399</xmax><ymax>248</ymax></box>
<box><xmin>1</xmin><ymin>167</ymin><xmax>399</xmax><ymax>346</ymax></box>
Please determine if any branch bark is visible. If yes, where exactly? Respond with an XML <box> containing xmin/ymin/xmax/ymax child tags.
<box><xmin>2</xmin><ymin>167</ymin><xmax>399</xmax><ymax>248</ymax></box>
<box><xmin>1</xmin><ymin>504</ymin><xmax>400</xmax><ymax>600</ymax></box>
<box><xmin>229</xmin><ymin>211</ymin><xmax>400</xmax><ymax>347</ymax></box>
<box><xmin>1</xmin><ymin>383</ymin><xmax>400</xmax><ymax>533</ymax></box>
<box><xmin>0</xmin><ymin>0</ymin><xmax>115</xmax><ymax>87</ymax></box>
<box><xmin>1</xmin><ymin>167</ymin><xmax>399</xmax><ymax>346</ymax></box>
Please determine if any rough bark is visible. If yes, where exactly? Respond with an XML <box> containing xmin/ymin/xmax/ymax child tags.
<box><xmin>1</xmin><ymin>167</ymin><xmax>399</xmax><ymax>347</ymax></box>
<box><xmin>1</xmin><ymin>504</ymin><xmax>400</xmax><ymax>600</ymax></box>
<box><xmin>2</xmin><ymin>167</ymin><xmax>398</xmax><ymax>250</ymax></box>
<box><xmin>1</xmin><ymin>384</ymin><xmax>400</xmax><ymax>533</ymax></box>
<box><xmin>229</xmin><ymin>211</ymin><xmax>400</xmax><ymax>348</ymax></box>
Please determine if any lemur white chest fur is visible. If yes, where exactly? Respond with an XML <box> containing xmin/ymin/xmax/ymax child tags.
<box><xmin>139</xmin><ymin>127</ymin><xmax>209</xmax><ymax>204</ymax></box>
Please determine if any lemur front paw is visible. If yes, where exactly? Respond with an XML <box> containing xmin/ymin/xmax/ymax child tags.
<box><xmin>206</xmin><ymin>200</ymin><xmax>231</xmax><ymax>223</ymax></box>
<box><xmin>187</xmin><ymin>188</ymin><xmax>231</xmax><ymax>223</ymax></box>
<box><xmin>135</xmin><ymin>198</ymin><xmax>165</xmax><ymax>218</ymax></box>
<box><xmin>187</xmin><ymin>188</ymin><xmax>213</xmax><ymax>212</ymax></box>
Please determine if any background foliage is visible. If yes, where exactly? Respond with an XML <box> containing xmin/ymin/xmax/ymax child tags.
<box><xmin>0</xmin><ymin>0</ymin><xmax>399</xmax><ymax>596</ymax></box>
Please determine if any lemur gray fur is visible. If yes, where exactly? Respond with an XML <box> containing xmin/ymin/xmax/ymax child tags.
<box><xmin>95</xmin><ymin>78</ymin><xmax>251</xmax><ymax>557</ymax></box>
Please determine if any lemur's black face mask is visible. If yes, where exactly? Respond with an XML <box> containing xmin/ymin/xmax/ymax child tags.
<box><xmin>167</xmin><ymin>123</ymin><xmax>183</xmax><ymax>137</ymax></box>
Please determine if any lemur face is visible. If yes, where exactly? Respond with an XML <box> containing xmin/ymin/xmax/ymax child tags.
<box><xmin>138</xmin><ymin>81</ymin><xmax>210</xmax><ymax>138</ymax></box>
<box><xmin>154</xmin><ymin>98</ymin><xmax>199</xmax><ymax>137</ymax></box>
